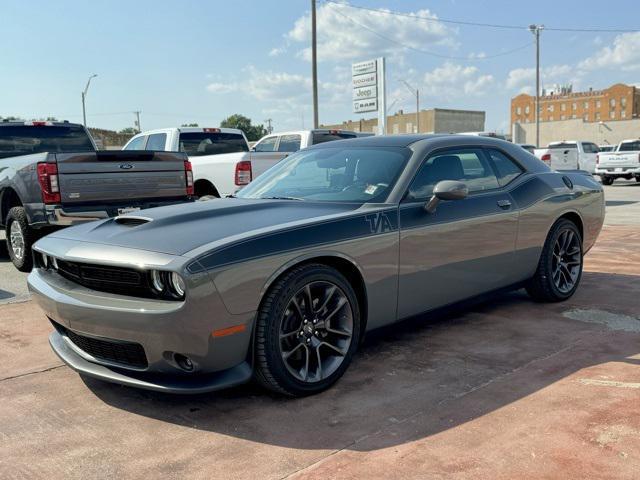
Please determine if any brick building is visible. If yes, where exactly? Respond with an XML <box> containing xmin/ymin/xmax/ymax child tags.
<box><xmin>321</xmin><ymin>108</ymin><xmax>485</xmax><ymax>135</ymax></box>
<box><xmin>511</xmin><ymin>83</ymin><xmax>640</xmax><ymax>126</ymax></box>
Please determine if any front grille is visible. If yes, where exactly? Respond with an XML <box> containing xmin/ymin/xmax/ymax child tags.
<box><xmin>54</xmin><ymin>322</ymin><xmax>148</xmax><ymax>369</ymax></box>
<box><xmin>56</xmin><ymin>260</ymin><xmax>151</xmax><ymax>298</ymax></box>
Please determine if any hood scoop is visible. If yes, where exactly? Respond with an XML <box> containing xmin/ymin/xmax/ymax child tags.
<box><xmin>114</xmin><ymin>216</ymin><xmax>153</xmax><ymax>227</ymax></box>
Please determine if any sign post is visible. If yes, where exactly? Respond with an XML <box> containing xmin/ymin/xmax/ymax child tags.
<box><xmin>352</xmin><ymin>57</ymin><xmax>386</xmax><ymax>135</ymax></box>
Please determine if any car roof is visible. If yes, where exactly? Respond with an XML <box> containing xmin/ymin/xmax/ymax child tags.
<box><xmin>306</xmin><ymin>133</ymin><xmax>515</xmax><ymax>149</ymax></box>
<box><xmin>0</xmin><ymin>120</ymin><xmax>83</xmax><ymax>128</ymax></box>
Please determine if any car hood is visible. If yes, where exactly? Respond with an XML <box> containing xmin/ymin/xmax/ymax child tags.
<box><xmin>48</xmin><ymin>198</ymin><xmax>364</xmax><ymax>256</ymax></box>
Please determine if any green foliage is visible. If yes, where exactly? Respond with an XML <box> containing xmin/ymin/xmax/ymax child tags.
<box><xmin>181</xmin><ymin>123</ymin><xmax>199</xmax><ymax>127</ymax></box>
<box><xmin>220</xmin><ymin>114</ymin><xmax>267</xmax><ymax>141</ymax></box>
<box><xmin>118</xmin><ymin>127</ymin><xmax>138</xmax><ymax>135</ymax></box>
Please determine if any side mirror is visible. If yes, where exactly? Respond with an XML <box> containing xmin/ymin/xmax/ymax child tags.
<box><xmin>250</xmin><ymin>146</ymin><xmax>257</xmax><ymax>152</ymax></box>
<box><xmin>424</xmin><ymin>180</ymin><xmax>468</xmax><ymax>213</ymax></box>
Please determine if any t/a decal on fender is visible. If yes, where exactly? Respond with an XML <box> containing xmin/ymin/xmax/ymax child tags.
<box><xmin>365</xmin><ymin>212</ymin><xmax>394</xmax><ymax>234</ymax></box>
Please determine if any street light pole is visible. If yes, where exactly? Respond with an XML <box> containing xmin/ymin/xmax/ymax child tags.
<box><xmin>311</xmin><ymin>0</ymin><xmax>319</xmax><ymax>129</ymax></box>
<box><xmin>399</xmin><ymin>79</ymin><xmax>420</xmax><ymax>133</ymax></box>
<box><xmin>529</xmin><ymin>25</ymin><xmax>543</xmax><ymax>147</ymax></box>
<box><xmin>81</xmin><ymin>74</ymin><xmax>98</xmax><ymax>128</ymax></box>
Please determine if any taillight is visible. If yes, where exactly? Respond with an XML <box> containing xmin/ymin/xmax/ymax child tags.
<box><xmin>184</xmin><ymin>160</ymin><xmax>194</xmax><ymax>195</ymax></box>
<box><xmin>541</xmin><ymin>153</ymin><xmax>551</xmax><ymax>163</ymax></box>
<box><xmin>235</xmin><ymin>161</ymin><xmax>252</xmax><ymax>186</ymax></box>
<box><xmin>37</xmin><ymin>162</ymin><xmax>61</xmax><ymax>204</ymax></box>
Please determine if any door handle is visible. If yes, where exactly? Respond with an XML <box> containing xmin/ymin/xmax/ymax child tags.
<box><xmin>497</xmin><ymin>199</ymin><xmax>512</xmax><ymax>209</ymax></box>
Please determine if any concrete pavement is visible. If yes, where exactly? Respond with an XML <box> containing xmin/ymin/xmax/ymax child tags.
<box><xmin>0</xmin><ymin>180</ymin><xmax>639</xmax><ymax>479</ymax></box>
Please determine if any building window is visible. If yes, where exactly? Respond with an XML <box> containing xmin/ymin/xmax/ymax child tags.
<box><xmin>549</xmin><ymin>115</ymin><xmax>554</xmax><ymax>121</ymax></box>
<box><xmin>548</xmin><ymin>104</ymin><xmax>554</xmax><ymax>112</ymax></box>
<box><xmin>584</xmin><ymin>101</ymin><xmax>589</xmax><ymax>109</ymax></box>
<box><xmin>572</xmin><ymin>114</ymin><xmax>577</xmax><ymax>119</ymax></box>
<box><xmin>622</xmin><ymin>110</ymin><xmax>627</xmax><ymax>118</ymax></box>
<box><xmin>406</xmin><ymin>122</ymin><xmax>413</xmax><ymax>133</ymax></box>
<box><xmin>583</xmin><ymin>114</ymin><xmax>589</xmax><ymax>121</ymax></box>
<box><xmin>572</xmin><ymin>102</ymin><xmax>577</xmax><ymax>110</ymax></box>
<box><xmin>610</xmin><ymin>98</ymin><xmax>616</xmax><ymax>108</ymax></box>
<box><xmin>525</xmin><ymin>105</ymin><xmax>530</xmax><ymax>114</ymax></box>
<box><xmin>392</xmin><ymin>123</ymin><xmax>399</xmax><ymax>134</ymax></box>
<box><xmin>596</xmin><ymin>100</ymin><xmax>601</xmax><ymax>108</ymax></box>
<box><xmin>610</xmin><ymin>111</ymin><xmax>616</xmax><ymax>119</ymax></box>
<box><xmin>516</xmin><ymin>106</ymin><xmax>522</xmax><ymax>115</ymax></box>
<box><xmin>561</xmin><ymin>103</ymin><xmax>566</xmax><ymax>111</ymax></box>
<box><xmin>621</xmin><ymin>97</ymin><xmax>627</xmax><ymax>108</ymax></box>
<box><xmin>595</xmin><ymin>112</ymin><xmax>601</xmax><ymax>120</ymax></box>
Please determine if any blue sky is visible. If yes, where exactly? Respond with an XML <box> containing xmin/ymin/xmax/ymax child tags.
<box><xmin>2</xmin><ymin>0</ymin><xmax>640</xmax><ymax>133</ymax></box>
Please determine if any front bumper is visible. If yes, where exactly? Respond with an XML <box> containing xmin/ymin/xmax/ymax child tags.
<box><xmin>28</xmin><ymin>241</ymin><xmax>256</xmax><ymax>393</ymax></box>
<box><xmin>49</xmin><ymin>329</ymin><xmax>252</xmax><ymax>394</ymax></box>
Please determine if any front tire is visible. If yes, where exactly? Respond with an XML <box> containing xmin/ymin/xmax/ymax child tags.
<box><xmin>6</xmin><ymin>206</ymin><xmax>34</xmax><ymax>272</ymax></box>
<box><xmin>254</xmin><ymin>263</ymin><xmax>361</xmax><ymax>396</ymax></box>
<box><xmin>526</xmin><ymin>218</ymin><xmax>583</xmax><ymax>302</ymax></box>
<box><xmin>601</xmin><ymin>175</ymin><xmax>614</xmax><ymax>185</ymax></box>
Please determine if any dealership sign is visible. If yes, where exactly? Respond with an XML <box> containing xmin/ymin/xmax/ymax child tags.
<box><xmin>351</xmin><ymin>57</ymin><xmax>386</xmax><ymax>134</ymax></box>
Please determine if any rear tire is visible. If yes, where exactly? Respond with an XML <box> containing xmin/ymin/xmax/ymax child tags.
<box><xmin>6</xmin><ymin>207</ymin><xmax>34</xmax><ymax>272</ymax></box>
<box><xmin>526</xmin><ymin>218</ymin><xmax>583</xmax><ymax>302</ymax></box>
<box><xmin>635</xmin><ymin>176</ymin><xmax>640</xmax><ymax>183</ymax></box>
<box><xmin>254</xmin><ymin>263</ymin><xmax>361</xmax><ymax>397</ymax></box>
<box><xmin>601</xmin><ymin>176</ymin><xmax>614</xmax><ymax>185</ymax></box>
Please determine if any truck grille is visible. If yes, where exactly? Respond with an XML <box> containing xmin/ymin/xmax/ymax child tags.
<box><xmin>54</xmin><ymin>321</ymin><xmax>148</xmax><ymax>369</ymax></box>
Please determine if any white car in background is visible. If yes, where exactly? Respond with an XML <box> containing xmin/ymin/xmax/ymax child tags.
<box><xmin>534</xmin><ymin>141</ymin><xmax>599</xmax><ymax>173</ymax></box>
<box><xmin>596</xmin><ymin>139</ymin><xmax>640</xmax><ymax>185</ymax></box>
<box><xmin>123</xmin><ymin>127</ymin><xmax>282</xmax><ymax>198</ymax></box>
<box><xmin>251</xmin><ymin>129</ymin><xmax>373</xmax><ymax>164</ymax></box>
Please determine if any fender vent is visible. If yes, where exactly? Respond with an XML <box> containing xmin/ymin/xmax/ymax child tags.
<box><xmin>114</xmin><ymin>216</ymin><xmax>152</xmax><ymax>227</ymax></box>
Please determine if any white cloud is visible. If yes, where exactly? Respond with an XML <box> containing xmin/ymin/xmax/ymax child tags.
<box><xmin>422</xmin><ymin>63</ymin><xmax>494</xmax><ymax>99</ymax></box>
<box><xmin>286</xmin><ymin>2</ymin><xmax>454</xmax><ymax>62</ymax></box>
<box><xmin>268</xmin><ymin>46</ymin><xmax>286</xmax><ymax>57</ymax></box>
<box><xmin>205</xmin><ymin>82</ymin><xmax>238</xmax><ymax>94</ymax></box>
<box><xmin>505</xmin><ymin>64</ymin><xmax>573</xmax><ymax>92</ymax></box>
<box><xmin>578</xmin><ymin>32</ymin><xmax>640</xmax><ymax>71</ymax></box>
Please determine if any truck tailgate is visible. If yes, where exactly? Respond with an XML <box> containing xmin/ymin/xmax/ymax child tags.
<box><xmin>55</xmin><ymin>151</ymin><xmax>188</xmax><ymax>203</ymax></box>
<box><xmin>599</xmin><ymin>152</ymin><xmax>639</xmax><ymax>167</ymax></box>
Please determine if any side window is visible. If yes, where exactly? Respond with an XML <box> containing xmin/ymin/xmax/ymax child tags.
<box><xmin>145</xmin><ymin>133</ymin><xmax>167</xmax><ymax>151</ymax></box>
<box><xmin>124</xmin><ymin>135</ymin><xmax>147</xmax><ymax>150</ymax></box>
<box><xmin>254</xmin><ymin>136</ymin><xmax>277</xmax><ymax>152</ymax></box>
<box><xmin>406</xmin><ymin>149</ymin><xmax>499</xmax><ymax>201</ymax></box>
<box><xmin>582</xmin><ymin>142</ymin><xmax>598</xmax><ymax>153</ymax></box>
<box><xmin>277</xmin><ymin>134</ymin><xmax>301</xmax><ymax>152</ymax></box>
<box><xmin>485</xmin><ymin>149</ymin><xmax>523</xmax><ymax>187</ymax></box>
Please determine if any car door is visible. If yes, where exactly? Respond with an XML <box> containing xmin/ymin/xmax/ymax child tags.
<box><xmin>397</xmin><ymin>147</ymin><xmax>519</xmax><ymax>319</ymax></box>
<box><xmin>250</xmin><ymin>135</ymin><xmax>288</xmax><ymax>164</ymax></box>
<box><xmin>580</xmin><ymin>142</ymin><xmax>598</xmax><ymax>173</ymax></box>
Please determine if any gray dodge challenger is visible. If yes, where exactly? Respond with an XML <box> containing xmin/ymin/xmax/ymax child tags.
<box><xmin>28</xmin><ymin>135</ymin><xmax>605</xmax><ymax>396</ymax></box>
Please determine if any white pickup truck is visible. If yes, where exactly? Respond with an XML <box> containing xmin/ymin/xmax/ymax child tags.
<box><xmin>250</xmin><ymin>129</ymin><xmax>373</xmax><ymax>164</ymax></box>
<box><xmin>123</xmin><ymin>127</ymin><xmax>282</xmax><ymax>198</ymax></box>
<box><xmin>534</xmin><ymin>141</ymin><xmax>599</xmax><ymax>173</ymax></box>
<box><xmin>596</xmin><ymin>139</ymin><xmax>640</xmax><ymax>185</ymax></box>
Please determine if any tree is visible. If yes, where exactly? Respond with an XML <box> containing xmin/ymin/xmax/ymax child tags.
<box><xmin>181</xmin><ymin>123</ymin><xmax>199</xmax><ymax>127</ymax></box>
<box><xmin>220</xmin><ymin>114</ymin><xmax>267</xmax><ymax>141</ymax></box>
<box><xmin>118</xmin><ymin>127</ymin><xmax>138</xmax><ymax>135</ymax></box>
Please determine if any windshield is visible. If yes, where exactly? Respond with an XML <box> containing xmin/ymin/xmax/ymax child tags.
<box><xmin>179</xmin><ymin>132</ymin><xmax>248</xmax><ymax>156</ymax></box>
<box><xmin>237</xmin><ymin>146</ymin><xmax>411</xmax><ymax>203</ymax></box>
<box><xmin>0</xmin><ymin>125</ymin><xmax>94</xmax><ymax>158</ymax></box>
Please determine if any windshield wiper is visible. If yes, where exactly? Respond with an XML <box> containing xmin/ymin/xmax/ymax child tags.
<box><xmin>260</xmin><ymin>196</ymin><xmax>304</xmax><ymax>201</ymax></box>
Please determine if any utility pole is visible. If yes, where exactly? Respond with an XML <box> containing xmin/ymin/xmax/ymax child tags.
<box><xmin>399</xmin><ymin>79</ymin><xmax>420</xmax><ymax>133</ymax></box>
<box><xmin>264</xmin><ymin>118</ymin><xmax>273</xmax><ymax>134</ymax></box>
<box><xmin>133</xmin><ymin>111</ymin><xmax>142</xmax><ymax>133</ymax></box>
<box><xmin>529</xmin><ymin>24</ymin><xmax>544</xmax><ymax>147</ymax></box>
<box><xmin>81</xmin><ymin>74</ymin><xmax>97</xmax><ymax>128</ymax></box>
<box><xmin>311</xmin><ymin>0</ymin><xmax>319</xmax><ymax>128</ymax></box>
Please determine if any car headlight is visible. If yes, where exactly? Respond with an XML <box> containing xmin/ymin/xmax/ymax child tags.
<box><xmin>169</xmin><ymin>272</ymin><xmax>186</xmax><ymax>298</ymax></box>
<box><xmin>150</xmin><ymin>270</ymin><xmax>165</xmax><ymax>292</ymax></box>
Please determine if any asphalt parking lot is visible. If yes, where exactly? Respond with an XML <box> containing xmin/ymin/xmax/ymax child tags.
<box><xmin>1</xmin><ymin>180</ymin><xmax>639</xmax><ymax>479</ymax></box>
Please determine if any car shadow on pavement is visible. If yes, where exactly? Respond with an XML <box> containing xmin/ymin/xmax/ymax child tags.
<box><xmin>82</xmin><ymin>271</ymin><xmax>640</xmax><ymax>452</ymax></box>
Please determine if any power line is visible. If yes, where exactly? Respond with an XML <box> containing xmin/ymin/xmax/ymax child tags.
<box><xmin>328</xmin><ymin>4</ymin><xmax>533</xmax><ymax>61</ymax></box>
<box><xmin>322</xmin><ymin>0</ymin><xmax>640</xmax><ymax>33</ymax></box>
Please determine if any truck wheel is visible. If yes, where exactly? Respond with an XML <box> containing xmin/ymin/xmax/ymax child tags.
<box><xmin>6</xmin><ymin>207</ymin><xmax>34</xmax><ymax>272</ymax></box>
<box><xmin>635</xmin><ymin>176</ymin><xmax>640</xmax><ymax>183</ymax></box>
<box><xmin>526</xmin><ymin>218</ymin><xmax>583</xmax><ymax>303</ymax></box>
<box><xmin>254</xmin><ymin>263</ymin><xmax>361</xmax><ymax>397</ymax></box>
<box><xmin>601</xmin><ymin>176</ymin><xmax>614</xmax><ymax>185</ymax></box>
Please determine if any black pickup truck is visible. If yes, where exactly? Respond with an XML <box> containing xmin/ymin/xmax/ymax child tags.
<box><xmin>0</xmin><ymin>121</ymin><xmax>194</xmax><ymax>271</ymax></box>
